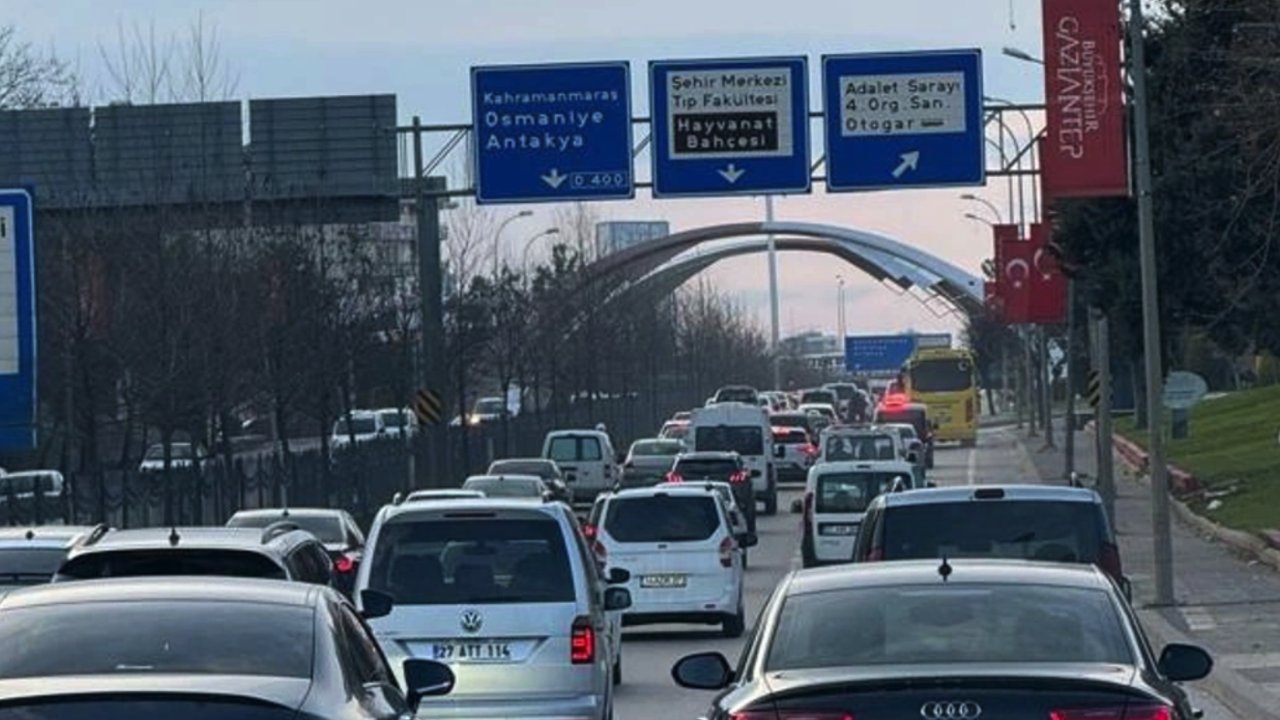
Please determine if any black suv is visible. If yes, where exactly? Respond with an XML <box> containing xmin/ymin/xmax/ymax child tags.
<box><xmin>55</xmin><ymin>524</ymin><xmax>335</xmax><ymax>587</ymax></box>
<box><xmin>667</xmin><ymin>452</ymin><xmax>756</xmax><ymax>532</ymax></box>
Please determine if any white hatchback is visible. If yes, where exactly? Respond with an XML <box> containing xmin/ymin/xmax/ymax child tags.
<box><xmin>801</xmin><ymin>461</ymin><xmax>912</xmax><ymax>568</ymax></box>
<box><xmin>356</xmin><ymin>498</ymin><xmax>632</xmax><ymax>720</ymax></box>
<box><xmin>595</xmin><ymin>485</ymin><xmax>754</xmax><ymax>637</ymax></box>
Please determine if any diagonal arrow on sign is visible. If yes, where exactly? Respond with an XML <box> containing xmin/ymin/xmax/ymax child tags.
<box><xmin>541</xmin><ymin>169</ymin><xmax>567</xmax><ymax>189</ymax></box>
<box><xmin>891</xmin><ymin>151</ymin><xmax>920</xmax><ymax>179</ymax></box>
<box><xmin>717</xmin><ymin>163</ymin><xmax>746</xmax><ymax>184</ymax></box>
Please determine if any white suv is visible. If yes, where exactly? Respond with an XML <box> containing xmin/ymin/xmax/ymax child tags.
<box><xmin>594</xmin><ymin>485</ymin><xmax>754</xmax><ymax>638</ymax></box>
<box><xmin>355</xmin><ymin>498</ymin><xmax>631</xmax><ymax>720</ymax></box>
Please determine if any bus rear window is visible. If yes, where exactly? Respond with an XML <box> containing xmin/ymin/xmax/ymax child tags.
<box><xmin>910</xmin><ymin>359</ymin><xmax>973</xmax><ymax>392</ymax></box>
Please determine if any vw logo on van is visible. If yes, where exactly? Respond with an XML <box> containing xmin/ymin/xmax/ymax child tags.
<box><xmin>459</xmin><ymin>609</ymin><xmax>484</xmax><ymax>634</ymax></box>
<box><xmin>920</xmin><ymin>701</ymin><xmax>982</xmax><ymax>720</ymax></box>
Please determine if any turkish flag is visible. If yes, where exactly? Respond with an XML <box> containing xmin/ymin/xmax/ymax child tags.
<box><xmin>1025</xmin><ymin>223</ymin><xmax>1067</xmax><ymax>323</ymax></box>
<box><xmin>995</xmin><ymin>226</ymin><xmax>1035</xmax><ymax>323</ymax></box>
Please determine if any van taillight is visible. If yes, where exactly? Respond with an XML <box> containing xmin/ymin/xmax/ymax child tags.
<box><xmin>582</xmin><ymin>524</ymin><xmax>597</xmax><ymax>540</ymax></box>
<box><xmin>729</xmin><ymin>470</ymin><xmax>748</xmax><ymax>484</ymax></box>
<box><xmin>334</xmin><ymin>553</ymin><xmax>356</xmax><ymax>574</ymax></box>
<box><xmin>570</xmin><ymin>617</ymin><xmax>595</xmax><ymax>664</ymax></box>
<box><xmin>1097</xmin><ymin>541</ymin><xmax>1124</xmax><ymax>583</ymax></box>
<box><xmin>719</xmin><ymin>536</ymin><xmax>736</xmax><ymax>568</ymax></box>
<box><xmin>665</xmin><ymin>472</ymin><xmax>683</xmax><ymax>484</ymax></box>
<box><xmin>1050</xmin><ymin>705</ymin><xmax>1170</xmax><ymax>720</ymax></box>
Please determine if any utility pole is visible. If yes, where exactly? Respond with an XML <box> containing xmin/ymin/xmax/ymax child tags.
<box><xmin>1063</xmin><ymin>279</ymin><xmax>1076</xmax><ymax>476</ymax></box>
<box><xmin>1024</xmin><ymin>328</ymin><xmax>1038</xmax><ymax>437</ymax></box>
<box><xmin>1040</xmin><ymin>327</ymin><xmax>1055</xmax><ymax>448</ymax></box>
<box><xmin>765</xmin><ymin>195</ymin><xmax>782</xmax><ymax>389</ymax></box>
<box><xmin>1129</xmin><ymin>0</ymin><xmax>1174</xmax><ymax>605</ymax></box>
<box><xmin>1091</xmin><ymin>308</ymin><xmax>1117</xmax><ymax>526</ymax></box>
<box><xmin>412</xmin><ymin>117</ymin><xmax>449</xmax><ymax>485</ymax></box>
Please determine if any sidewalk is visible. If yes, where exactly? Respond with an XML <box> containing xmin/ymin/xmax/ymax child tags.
<box><xmin>1021</xmin><ymin>423</ymin><xmax>1280</xmax><ymax>720</ymax></box>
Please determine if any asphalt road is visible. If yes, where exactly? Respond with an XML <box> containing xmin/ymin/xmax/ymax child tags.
<box><xmin>613</xmin><ymin>427</ymin><xmax>1240</xmax><ymax>720</ymax></box>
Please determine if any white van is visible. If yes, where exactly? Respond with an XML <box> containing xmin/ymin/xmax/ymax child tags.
<box><xmin>800</xmin><ymin>461</ymin><xmax>913</xmax><ymax>568</ymax></box>
<box><xmin>542</xmin><ymin>430</ymin><xmax>618</xmax><ymax>504</ymax></box>
<box><xmin>689</xmin><ymin>403</ymin><xmax>778</xmax><ymax>515</ymax></box>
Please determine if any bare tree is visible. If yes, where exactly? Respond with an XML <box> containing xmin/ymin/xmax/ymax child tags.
<box><xmin>0</xmin><ymin>24</ymin><xmax>77</xmax><ymax>108</ymax></box>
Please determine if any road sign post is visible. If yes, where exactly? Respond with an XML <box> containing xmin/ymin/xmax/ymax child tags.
<box><xmin>0</xmin><ymin>189</ymin><xmax>36</xmax><ymax>452</ymax></box>
<box><xmin>649</xmin><ymin>56</ymin><xmax>811</xmax><ymax>197</ymax></box>
<box><xmin>822</xmin><ymin>50</ymin><xmax>984</xmax><ymax>191</ymax></box>
<box><xmin>471</xmin><ymin>62</ymin><xmax>634</xmax><ymax>204</ymax></box>
<box><xmin>1090</xmin><ymin>309</ymin><xmax>1116</xmax><ymax>529</ymax></box>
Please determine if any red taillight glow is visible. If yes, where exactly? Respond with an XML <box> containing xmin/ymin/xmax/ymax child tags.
<box><xmin>1050</xmin><ymin>706</ymin><xmax>1171</xmax><ymax>720</ymax></box>
<box><xmin>729</xmin><ymin>470</ymin><xmax>749</xmax><ymax>484</ymax></box>
<box><xmin>732</xmin><ymin>707</ymin><xmax>849</xmax><ymax>712</ymax></box>
<box><xmin>335</xmin><ymin>555</ymin><xmax>356</xmax><ymax>574</ymax></box>
<box><xmin>665</xmin><ymin>471</ymin><xmax>683</xmax><ymax>483</ymax></box>
<box><xmin>1097</xmin><ymin>541</ymin><xmax>1124</xmax><ymax>583</ymax></box>
<box><xmin>570</xmin><ymin>617</ymin><xmax>595</xmax><ymax>664</ymax></box>
<box><xmin>582</xmin><ymin>524</ymin><xmax>597</xmax><ymax>539</ymax></box>
<box><xmin>719</xmin><ymin>536</ymin><xmax>736</xmax><ymax>568</ymax></box>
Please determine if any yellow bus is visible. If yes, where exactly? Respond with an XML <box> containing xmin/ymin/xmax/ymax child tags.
<box><xmin>903</xmin><ymin>348</ymin><xmax>979</xmax><ymax>446</ymax></box>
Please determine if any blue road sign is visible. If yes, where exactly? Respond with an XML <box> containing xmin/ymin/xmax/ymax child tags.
<box><xmin>0</xmin><ymin>189</ymin><xmax>36</xmax><ymax>451</ymax></box>
<box><xmin>649</xmin><ymin>56</ymin><xmax>810</xmax><ymax>198</ymax></box>
<box><xmin>471</xmin><ymin>62</ymin><xmax>634</xmax><ymax>204</ymax></box>
<box><xmin>823</xmin><ymin>50</ymin><xmax>984</xmax><ymax>191</ymax></box>
<box><xmin>845</xmin><ymin>334</ymin><xmax>917</xmax><ymax>375</ymax></box>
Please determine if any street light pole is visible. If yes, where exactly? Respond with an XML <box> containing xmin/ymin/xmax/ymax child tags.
<box><xmin>765</xmin><ymin>195</ymin><xmax>782</xmax><ymax>390</ymax></box>
<box><xmin>493</xmin><ymin>210</ymin><xmax>532</xmax><ymax>277</ymax></box>
<box><xmin>836</xmin><ymin>276</ymin><xmax>847</xmax><ymax>347</ymax></box>
<box><xmin>521</xmin><ymin>228</ymin><xmax>561</xmax><ymax>275</ymax></box>
<box><xmin>1128</xmin><ymin>0</ymin><xmax>1174</xmax><ymax>605</ymax></box>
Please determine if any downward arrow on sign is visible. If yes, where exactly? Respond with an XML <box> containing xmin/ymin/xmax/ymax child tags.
<box><xmin>892</xmin><ymin>151</ymin><xmax>921</xmax><ymax>179</ymax></box>
<box><xmin>717</xmin><ymin>164</ymin><xmax>746</xmax><ymax>184</ymax></box>
<box><xmin>541</xmin><ymin>169</ymin><xmax>566</xmax><ymax>189</ymax></box>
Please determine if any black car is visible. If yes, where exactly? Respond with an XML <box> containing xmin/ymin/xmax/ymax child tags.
<box><xmin>0</xmin><ymin>577</ymin><xmax>454</xmax><ymax>719</ymax></box>
<box><xmin>488</xmin><ymin>457</ymin><xmax>573</xmax><ymax>504</ymax></box>
<box><xmin>672</xmin><ymin>560</ymin><xmax>1211</xmax><ymax>720</ymax></box>
<box><xmin>667</xmin><ymin>451</ymin><xmax>756</xmax><ymax>532</ymax></box>
<box><xmin>54</xmin><ymin>525</ymin><xmax>335</xmax><ymax>588</ymax></box>
<box><xmin>227</xmin><ymin>508</ymin><xmax>365</xmax><ymax>596</ymax></box>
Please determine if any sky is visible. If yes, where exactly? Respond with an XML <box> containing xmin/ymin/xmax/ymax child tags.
<box><xmin>10</xmin><ymin>0</ymin><xmax>1049</xmax><ymax>341</ymax></box>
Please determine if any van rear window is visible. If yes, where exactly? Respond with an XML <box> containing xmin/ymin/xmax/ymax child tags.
<box><xmin>881</xmin><ymin>500</ymin><xmax>1105</xmax><ymax>564</ymax></box>
<box><xmin>547</xmin><ymin>437</ymin><xmax>601</xmax><ymax>462</ymax></box>
<box><xmin>605</xmin><ymin>496</ymin><xmax>719</xmax><ymax>543</ymax></box>
<box><xmin>694</xmin><ymin>426</ymin><xmax>763</xmax><ymax>456</ymax></box>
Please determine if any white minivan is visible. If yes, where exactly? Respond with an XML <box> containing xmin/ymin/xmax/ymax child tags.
<box><xmin>800</xmin><ymin>461</ymin><xmax>913</xmax><ymax>568</ymax></box>
<box><xmin>595</xmin><ymin>485</ymin><xmax>754</xmax><ymax>637</ymax></box>
<box><xmin>356</xmin><ymin>497</ymin><xmax>632</xmax><ymax>719</ymax></box>
<box><xmin>542</xmin><ymin>430</ymin><xmax>619</xmax><ymax>504</ymax></box>
<box><xmin>689</xmin><ymin>402</ymin><xmax>778</xmax><ymax>515</ymax></box>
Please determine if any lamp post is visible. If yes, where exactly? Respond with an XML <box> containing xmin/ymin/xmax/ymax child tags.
<box><xmin>836</xmin><ymin>275</ymin><xmax>847</xmax><ymax>348</ymax></box>
<box><xmin>521</xmin><ymin>228</ymin><xmax>562</xmax><ymax>275</ymax></box>
<box><xmin>493</xmin><ymin>210</ymin><xmax>533</xmax><ymax>276</ymax></box>
<box><xmin>963</xmin><ymin>213</ymin><xmax>995</xmax><ymax>227</ymax></box>
<box><xmin>960</xmin><ymin>194</ymin><xmax>1004</xmax><ymax>224</ymax></box>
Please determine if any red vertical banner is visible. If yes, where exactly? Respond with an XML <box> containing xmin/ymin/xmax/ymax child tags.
<box><xmin>1041</xmin><ymin>0</ymin><xmax>1129</xmax><ymax>197</ymax></box>
<box><xmin>1026</xmin><ymin>223</ymin><xmax>1068</xmax><ymax>323</ymax></box>
<box><xmin>992</xmin><ymin>224</ymin><xmax>1031</xmax><ymax>324</ymax></box>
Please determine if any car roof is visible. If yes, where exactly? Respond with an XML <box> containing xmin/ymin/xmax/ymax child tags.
<box><xmin>632</xmin><ymin>437</ymin><xmax>680</xmax><ymax>445</ymax></box>
<box><xmin>229</xmin><ymin>507</ymin><xmax>347</xmax><ymax>521</ymax></box>
<box><xmin>611</xmin><ymin>485</ymin><xmax>720</xmax><ymax>499</ymax></box>
<box><xmin>75</xmin><ymin>526</ymin><xmax>303</xmax><ymax>552</ymax></box>
<box><xmin>405</xmin><ymin>489</ymin><xmax>485</xmax><ymax>499</ymax></box>
<box><xmin>490</xmin><ymin>457</ymin><xmax>555</xmax><ymax>466</ymax></box>
<box><xmin>770</xmin><ymin>411</ymin><xmax>809</xmax><ymax>418</ymax></box>
<box><xmin>812</xmin><ymin>460</ymin><xmax>912</xmax><ymax>474</ymax></box>
<box><xmin>677</xmin><ymin>451</ymin><xmax>739</xmax><ymax>460</ymax></box>
<box><xmin>464</xmin><ymin>474</ymin><xmax>543</xmax><ymax>483</ymax></box>
<box><xmin>788</xmin><ymin>558</ymin><xmax>1112</xmax><ymax>595</ymax></box>
<box><xmin>0</xmin><ymin>470</ymin><xmax>64</xmax><ymax>479</ymax></box>
<box><xmin>0</xmin><ymin>525</ymin><xmax>101</xmax><ymax>548</ymax></box>
<box><xmin>380</xmin><ymin>497</ymin><xmax>564</xmax><ymax>523</ymax></box>
<box><xmin>0</xmin><ymin>576</ymin><xmax>320</xmax><ymax>610</ymax></box>
<box><xmin>823</xmin><ymin>427</ymin><xmax>894</xmax><ymax>437</ymax></box>
<box><xmin>545</xmin><ymin>429</ymin><xmax>607</xmax><ymax>437</ymax></box>
<box><xmin>877</xmin><ymin>484</ymin><xmax>1101</xmax><ymax>507</ymax></box>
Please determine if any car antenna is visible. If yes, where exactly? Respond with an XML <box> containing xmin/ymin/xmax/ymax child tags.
<box><xmin>938</xmin><ymin>556</ymin><xmax>952</xmax><ymax>582</ymax></box>
<box><xmin>168</xmin><ymin>526</ymin><xmax>181</xmax><ymax>547</ymax></box>
<box><xmin>24</xmin><ymin>529</ymin><xmax>35</xmax><ymax>540</ymax></box>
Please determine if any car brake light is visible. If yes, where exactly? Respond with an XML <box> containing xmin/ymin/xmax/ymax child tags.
<box><xmin>1097</xmin><ymin>541</ymin><xmax>1124</xmax><ymax>583</ymax></box>
<box><xmin>719</xmin><ymin>536</ymin><xmax>736</xmax><ymax>568</ymax></box>
<box><xmin>665</xmin><ymin>471</ymin><xmax>683</xmax><ymax>483</ymax></box>
<box><xmin>1050</xmin><ymin>705</ymin><xmax>1171</xmax><ymax>720</ymax></box>
<box><xmin>732</xmin><ymin>707</ymin><xmax>849</xmax><ymax>712</ymax></box>
<box><xmin>729</xmin><ymin>470</ymin><xmax>748</xmax><ymax>484</ymax></box>
<box><xmin>335</xmin><ymin>554</ymin><xmax>356</xmax><ymax>574</ymax></box>
<box><xmin>583</xmin><ymin>524</ymin><xmax>597</xmax><ymax>540</ymax></box>
<box><xmin>570</xmin><ymin>616</ymin><xmax>595</xmax><ymax>664</ymax></box>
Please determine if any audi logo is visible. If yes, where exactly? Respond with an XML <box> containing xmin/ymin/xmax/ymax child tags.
<box><xmin>920</xmin><ymin>701</ymin><xmax>982</xmax><ymax>720</ymax></box>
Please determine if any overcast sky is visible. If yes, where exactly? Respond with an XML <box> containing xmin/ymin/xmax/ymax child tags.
<box><xmin>12</xmin><ymin>0</ymin><xmax>1049</xmax><ymax>341</ymax></box>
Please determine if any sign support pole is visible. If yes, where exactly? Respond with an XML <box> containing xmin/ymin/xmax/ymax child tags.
<box><xmin>1063</xmin><ymin>280</ymin><xmax>1076</xmax><ymax>477</ymax></box>
<box><xmin>1129</xmin><ymin>0</ymin><xmax>1174</xmax><ymax>605</ymax></box>
<box><xmin>766</xmin><ymin>195</ymin><xmax>782</xmax><ymax>390</ymax></box>
<box><xmin>1091</xmin><ymin>308</ymin><xmax>1117</xmax><ymax>527</ymax></box>
<box><xmin>413</xmin><ymin>117</ymin><xmax>449</xmax><ymax>486</ymax></box>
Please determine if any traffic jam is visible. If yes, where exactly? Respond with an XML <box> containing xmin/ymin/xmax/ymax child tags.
<box><xmin>0</xmin><ymin>367</ymin><xmax>1212</xmax><ymax>720</ymax></box>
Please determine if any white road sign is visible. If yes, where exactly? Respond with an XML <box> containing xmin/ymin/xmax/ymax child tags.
<box><xmin>0</xmin><ymin>205</ymin><xmax>18</xmax><ymax>374</ymax></box>
<box><xmin>839</xmin><ymin>71</ymin><xmax>969</xmax><ymax>138</ymax></box>
<box><xmin>665</xmin><ymin>67</ymin><xmax>796</xmax><ymax>160</ymax></box>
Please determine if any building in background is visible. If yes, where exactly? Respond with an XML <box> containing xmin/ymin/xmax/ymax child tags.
<box><xmin>595</xmin><ymin>221</ymin><xmax>670</xmax><ymax>257</ymax></box>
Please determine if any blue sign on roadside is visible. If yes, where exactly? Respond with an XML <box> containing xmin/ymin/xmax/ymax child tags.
<box><xmin>823</xmin><ymin>50</ymin><xmax>984</xmax><ymax>191</ymax></box>
<box><xmin>471</xmin><ymin>62</ymin><xmax>634</xmax><ymax>204</ymax></box>
<box><xmin>649</xmin><ymin>56</ymin><xmax>811</xmax><ymax>198</ymax></box>
<box><xmin>0</xmin><ymin>189</ymin><xmax>36</xmax><ymax>451</ymax></box>
<box><xmin>845</xmin><ymin>335</ymin><xmax>917</xmax><ymax>375</ymax></box>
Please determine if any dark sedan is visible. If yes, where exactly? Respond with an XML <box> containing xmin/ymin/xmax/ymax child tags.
<box><xmin>0</xmin><ymin>577</ymin><xmax>453</xmax><ymax>720</ymax></box>
<box><xmin>673</xmin><ymin>559</ymin><xmax>1211</xmax><ymax>720</ymax></box>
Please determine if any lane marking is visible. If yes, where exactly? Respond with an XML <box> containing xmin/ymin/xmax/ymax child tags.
<box><xmin>1218</xmin><ymin>653</ymin><xmax>1280</xmax><ymax>671</ymax></box>
<box><xmin>1181</xmin><ymin>605</ymin><xmax>1218</xmax><ymax>632</ymax></box>
<box><xmin>966</xmin><ymin>445</ymin><xmax>977</xmax><ymax>485</ymax></box>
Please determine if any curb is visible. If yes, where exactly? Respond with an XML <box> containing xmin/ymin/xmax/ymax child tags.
<box><xmin>1137</xmin><ymin>606</ymin><xmax>1280</xmax><ymax>720</ymax></box>
<box><xmin>1111</xmin><ymin>434</ymin><xmax>1280</xmax><ymax>572</ymax></box>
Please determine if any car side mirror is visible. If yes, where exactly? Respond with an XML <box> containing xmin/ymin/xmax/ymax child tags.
<box><xmin>360</xmin><ymin>589</ymin><xmax>395</xmax><ymax>620</ymax></box>
<box><xmin>1158</xmin><ymin>643</ymin><xmax>1213</xmax><ymax>682</ymax></box>
<box><xmin>790</xmin><ymin>498</ymin><xmax>804</xmax><ymax>514</ymax></box>
<box><xmin>604</xmin><ymin>587</ymin><xmax>632</xmax><ymax>611</ymax></box>
<box><xmin>773</xmin><ymin>445</ymin><xmax>786</xmax><ymax>458</ymax></box>
<box><xmin>672</xmin><ymin>651</ymin><xmax>734</xmax><ymax>690</ymax></box>
<box><xmin>738</xmin><ymin>532</ymin><xmax>758</xmax><ymax>548</ymax></box>
<box><xmin>403</xmin><ymin>658</ymin><xmax>455</xmax><ymax>706</ymax></box>
<box><xmin>607</xmin><ymin>567</ymin><xmax>631</xmax><ymax>585</ymax></box>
